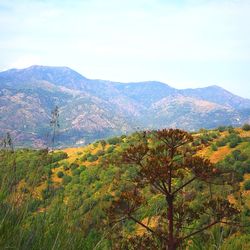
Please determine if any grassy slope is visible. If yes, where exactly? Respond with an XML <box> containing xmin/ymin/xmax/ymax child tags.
<box><xmin>45</xmin><ymin>128</ymin><xmax>250</xmax><ymax>208</ymax></box>
<box><xmin>2</xmin><ymin>127</ymin><xmax>250</xmax><ymax>249</ymax></box>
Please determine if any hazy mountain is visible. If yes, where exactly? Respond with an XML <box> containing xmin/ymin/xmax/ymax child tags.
<box><xmin>0</xmin><ymin>65</ymin><xmax>249</xmax><ymax>147</ymax></box>
<box><xmin>179</xmin><ymin>85</ymin><xmax>250</xmax><ymax>109</ymax></box>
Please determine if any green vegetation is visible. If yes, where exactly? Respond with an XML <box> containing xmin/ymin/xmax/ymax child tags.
<box><xmin>216</xmin><ymin>132</ymin><xmax>243</xmax><ymax>148</ymax></box>
<box><xmin>0</xmin><ymin>128</ymin><xmax>249</xmax><ymax>249</ymax></box>
<box><xmin>242</xmin><ymin>123</ymin><xmax>250</xmax><ymax>131</ymax></box>
<box><xmin>211</xmin><ymin>143</ymin><xmax>218</xmax><ymax>151</ymax></box>
<box><xmin>57</xmin><ymin>171</ymin><xmax>64</xmax><ymax>178</ymax></box>
<box><xmin>244</xmin><ymin>180</ymin><xmax>250</xmax><ymax>190</ymax></box>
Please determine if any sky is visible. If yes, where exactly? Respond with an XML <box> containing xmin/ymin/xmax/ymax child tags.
<box><xmin>0</xmin><ymin>0</ymin><xmax>250</xmax><ymax>98</ymax></box>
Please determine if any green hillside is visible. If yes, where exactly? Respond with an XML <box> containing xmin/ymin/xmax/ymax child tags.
<box><xmin>0</xmin><ymin>127</ymin><xmax>250</xmax><ymax>249</ymax></box>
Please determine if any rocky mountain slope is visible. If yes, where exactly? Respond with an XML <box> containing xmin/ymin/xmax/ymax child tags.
<box><xmin>0</xmin><ymin>65</ymin><xmax>250</xmax><ymax>147</ymax></box>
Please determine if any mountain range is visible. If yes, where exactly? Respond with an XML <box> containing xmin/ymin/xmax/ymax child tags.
<box><xmin>0</xmin><ymin>65</ymin><xmax>250</xmax><ymax>147</ymax></box>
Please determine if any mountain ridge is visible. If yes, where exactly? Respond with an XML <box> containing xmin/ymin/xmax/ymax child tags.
<box><xmin>0</xmin><ymin>65</ymin><xmax>250</xmax><ymax>147</ymax></box>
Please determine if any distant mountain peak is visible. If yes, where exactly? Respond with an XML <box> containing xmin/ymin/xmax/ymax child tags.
<box><xmin>1</xmin><ymin>65</ymin><xmax>250</xmax><ymax>147</ymax></box>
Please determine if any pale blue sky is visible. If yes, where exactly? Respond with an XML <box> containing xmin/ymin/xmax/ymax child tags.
<box><xmin>0</xmin><ymin>0</ymin><xmax>250</xmax><ymax>98</ymax></box>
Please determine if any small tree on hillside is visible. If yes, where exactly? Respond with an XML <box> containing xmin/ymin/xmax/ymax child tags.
<box><xmin>242</xmin><ymin>123</ymin><xmax>250</xmax><ymax>131</ymax></box>
<box><xmin>109</xmin><ymin>129</ymin><xmax>239</xmax><ymax>249</ymax></box>
<box><xmin>50</xmin><ymin>106</ymin><xmax>60</xmax><ymax>150</ymax></box>
<box><xmin>1</xmin><ymin>132</ymin><xmax>14</xmax><ymax>152</ymax></box>
<box><xmin>100</xmin><ymin>139</ymin><xmax>107</xmax><ymax>151</ymax></box>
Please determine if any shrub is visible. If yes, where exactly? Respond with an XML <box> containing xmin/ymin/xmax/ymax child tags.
<box><xmin>239</xmin><ymin>162</ymin><xmax>250</xmax><ymax>174</ymax></box>
<box><xmin>80</xmin><ymin>152</ymin><xmax>92</xmax><ymax>162</ymax></box>
<box><xmin>211</xmin><ymin>144</ymin><xmax>218</xmax><ymax>151</ymax></box>
<box><xmin>216</xmin><ymin>139</ymin><xmax>227</xmax><ymax>147</ymax></box>
<box><xmin>107</xmin><ymin>137</ymin><xmax>121</xmax><ymax>145</ymax></box>
<box><xmin>239</xmin><ymin>153</ymin><xmax>248</xmax><ymax>162</ymax></box>
<box><xmin>72</xmin><ymin>169</ymin><xmax>81</xmax><ymax>176</ymax></box>
<box><xmin>228</xmin><ymin>127</ymin><xmax>235</xmax><ymax>134</ymax></box>
<box><xmin>121</xmin><ymin>135</ymin><xmax>127</xmax><ymax>140</ymax></box>
<box><xmin>79</xmin><ymin>165</ymin><xmax>87</xmax><ymax>172</ymax></box>
<box><xmin>244</xmin><ymin>162</ymin><xmax>250</xmax><ymax>173</ymax></box>
<box><xmin>99</xmin><ymin>140</ymin><xmax>107</xmax><ymax>150</ymax></box>
<box><xmin>242</xmin><ymin>123</ymin><xmax>250</xmax><ymax>131</ymax></box>
<box><xmin>62</xmin><ymin>175</ymin><xmax>72</xmax><ymax>185</ymax></box>
<box><xmin>225</xmin><ymin>155</ymin><xmax>235</xmax><ymax>165</ymax></box>
<box><xmin>232</xmin><ymin>150</ymin><xmax>241</xmax><ymax>160</ymax></box>
<box><xmin>70</xmin><ymin>162</ymin><xmax>79</xmax><ymax>170</ymax></box>
<box><xmin>192</xmin><ymin>140</ymin><xmax>201</xmax><ymax>146</ymax></box>
<box><xmin>229</xmin><ymin>140</ymin><xmax>239</xmax><ymax>148</ymax></box>
<box><xmin>62</xmin><ymin>162</ymin><xmax>70</xmax><ymax>171</ymax></box>
<box><xmin>72</xmin><ymin>176</ymin><xmax>80</xmax><ymax>184</ymax></box>
<box><xmin>210</xmin><ymin>132</ymin><xmax>219</xmax><ymax>139</ymax></box>
<box><xmin>57</xmin><ymin>171</ymin><xmax>64</xmax><ymax>178</ymax></box>
<box><xmin>218</xmin><ymin>126</ymin><xmax>226</xmax><ymax>132</ymax></box>
<box><xmin>87</xmin><ymin>154</ymin><xmax>98</xmax><ymax>162</ymax></box>
<box><xmin>80</xmin><ymin>155</ymin><xmax>88</xmax><ymax>162</ymax></box>
<box><xmin>51</xmin><ymin>151</ymin><xmax>68</xmax><ymax>163</ymax></box>
<box><xmin>199</xmin><ymin>128</ymin><xmax>207</xmax><ymax>133</ymax></box>
<box><xmin>96</xmin><ymin>150</ymin><xmax>105</xmax><ymax>156</ymax></box>
<box><xmin>106</xmin><ymin>146</ymin><xmax>115</xmax><ymax>154</ymax></box>
<box><xmin>244</xmin><ymin>180</ymin><xmax>250</xmax><ymax>190</ymax></box>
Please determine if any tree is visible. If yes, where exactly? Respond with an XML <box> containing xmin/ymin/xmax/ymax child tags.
<box><xmin>242</xmin><ymin>123</ymin><xmax>250</xmax><ymax>131</ymax></box>
<box><xmin>109</xmin><ymin>129</ymin><xmax>239</xmax><ymax>249</ymax></box>
<box><xmin>1</xmin><ymin>132</ymin><xmax>16</xmax><ymax>189</ymax></box>
<box><xmin>100</xmin><ymin>140</ymin><xmax>107</xmax><ymax>151</ymax></box>
<box><xmin>50</xmin><ymin>106</ymin><xmax>60</xmax><ymax>150</ymax></box>
<box><xmin>1</xmin><ymin>132</ymin><xmax>14</xmax><ymax>152</ymax></box>
<box><xmin>244</xmin><ymin>180</ymin><xmax>250</xmax><ymax>190</ymax></box>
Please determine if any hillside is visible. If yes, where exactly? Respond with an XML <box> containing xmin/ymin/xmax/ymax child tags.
<box><xmin>1</xmin><ymin>65</ymin><xmax>250</xmax><ymax>147</ymax></box>
<box><xmin>0</xmin><ymin>126</ymin><xmax>250</xmax><ymax>249</ymax></box>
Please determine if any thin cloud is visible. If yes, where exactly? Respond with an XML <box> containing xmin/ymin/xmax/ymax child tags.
<box><xmin>0</xmin><ymin>0</ymin><xmax>249</xmax><ymax>97</ymax></box>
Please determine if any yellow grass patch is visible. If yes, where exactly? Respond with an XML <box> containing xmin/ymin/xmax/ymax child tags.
<box><xmin>60</xmin><ymin>142</ymin><xmax>110</xmax><ymax>165</ymax></box>
<box><xmin>32</xmin><ymin>182</ymin><xmax>47</xmax><ymax>199</ymax></box>
<box><xmin>209</xmin><ymin>146</ymin><xmax>232</xmax><ymax>163</ymax></box>
<box><xmin>235</xmin><ymin>128</ymin><xmax>250</xmax><ymax>138</ymax></box>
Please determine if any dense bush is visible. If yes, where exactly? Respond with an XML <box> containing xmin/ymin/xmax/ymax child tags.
<box><xmin>216</xmin><ymin>133</ymin><xmax>242</xmax><ymax>148</ymax></box>
<box><xmin>62</xmin><ymin>175</ymin><xmax>72</xmax><ymax>185</ymax></box>
<box><xmin>216</xmin><ymin>139</ymin><xmax>227</xmax><ymax>147</ymax></box>
<box><xmin>192</xmin><ymin>140</ymin><xmax>201</xmax><ymax>146</ymax></box>
<box><xmin>242</xmin><ymin>123</ymin><xmax>250</xmax><ymax>131</ymax></box>
<box><xmin>211</xmin><ymin>144</ymin><xmax>218</xmax><ymax>151</ymax></box>
<box><xmin>229</xmin><ymin>140</ymin><xmax>239</xmax><ymax>148</ymax></box>
<box><xmin>96</xmin><ymin>150</ymin><xmax>105</xmax><ymax>156</ymax></box>
<box><xmin>80</xmin><ymin>152</ymin><xmax>92</xmax><ymax>162</ymax></box>
<box><xmin>239</xmin><ymin>162</ymin><xmax>250</xmax><ymax>174</ymax></box>
<box><xmin>62</xmin><ymin>162</ymin><xmax>70</xmax><ymax>171</ymax></box>
<box><xmin>51</xmin><ymin>151</ymin><xmax>68</xmax><ymax>162</ymax></box>
<box><xmin>70</xmin><ymin>162</ymin><xmax>79</xmax><ymax>170</ymax></box>
<box><xmin>232</xmin><ymin>150</ymin><xmax>241</xmax><ymax>160</ymax></box>
<box><xmin>107</xmin><ymin>137</ymin><xmax>121</xmax><ymax>145</ymax></box>
<box><xmin>80</xmin><ymin>155</ymin><xmax>88</xmax><ymax>162</ymax></box>
<box><xmin>218</xmin><ymin>126</ymin><xmax>227</xmax><ymax>132</ymax></box>
<box><xmin>106</xmin><ymin>146</ymin><xmax>115</xmax><ymax>154</ymax></box>
<box><xmin>72</xmin><ymin>169</ymin><xmax>81</xmax><ymax>176</ymax></box>
<box><xmin>57</xmin><ymin>171</ymin><xmax>64</xmax><ymax>178</ymax></box>
<box><xmin>87</xmin><ymin>154</ymin><xmax>98</xmax><ymax>162</ymax></box>
<box><xmin>244</xmin><ymin>180</ymin><xmax>250</xmax><ymax>190</ymax></box>
<box><xmin>79</xmin><ymin>165</ymin><xmax>87</xmax><ymax>172</ymax></box>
